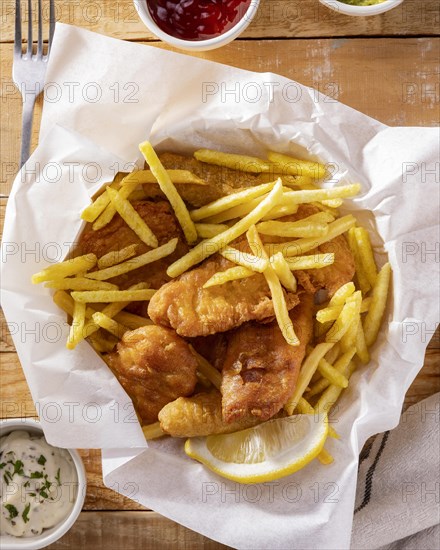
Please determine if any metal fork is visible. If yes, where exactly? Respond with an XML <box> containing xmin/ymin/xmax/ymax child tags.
<box><xmin>13</xmin><ymin>0</ymin><xmax>55</xmax><ymax>169</ymax></box>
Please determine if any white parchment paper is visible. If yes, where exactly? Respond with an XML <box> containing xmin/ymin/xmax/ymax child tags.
<box><xmin>1</xmin><ymin>24</ymin><xmax>439</xmax><ymax>550</ymax></box>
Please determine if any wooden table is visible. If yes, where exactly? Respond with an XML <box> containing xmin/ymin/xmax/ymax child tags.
<box><xmin>1</xmin><ymin>0</ymin><xmax>439</xmax><ymax>547</ymax></box>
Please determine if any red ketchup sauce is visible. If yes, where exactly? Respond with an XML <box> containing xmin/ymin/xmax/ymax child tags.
<box><xmin>147</xmin><ymin>0</ymin><xmax>253</xmax><ymax>41</ymax></box>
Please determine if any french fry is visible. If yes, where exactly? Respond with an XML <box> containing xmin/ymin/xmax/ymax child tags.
<box><xmin>340</xmin><ymin>292</ymin><xmax>362</xmax><ymax>352</ymax></box>
<box><xmin>258</xmin><ymin>212</ymin><xmax>335</xmax><ymax>236</ymax></box>
<box><xmin>85</xmin><ymin>238</ymin><xmax>178</xmax><ymax>280</ymax></box>
<box><xmin>71</xmin><ymin>289</ymin><xmax>156</xmax><ymax>303</ymax></box>
<box><xmin>44</xmin><ymin>278</ymin><xmax>118</xmax><ymax>291</ymax></box>
<box><xmin>92</xmin><ymin>312</ymin><xmax>129</xmax><ymax>339</ymax></box>
<box><xmin>317</xmin><ymin>358</ymin><xmax>349</xmax><ymax>388</ymax></box>
<box><xmin>261</xmin><ymin>203</ymin><xmax>299</xmax><ymax>221</ymax></box>
<box><xmin>194</xmin><ymin>149</ymin><xmax>271</xmax><ymax>173</ymax></box>
<box><xmin>325</xmin><ymin>343</ymin><xmax>341</xmax><ymax>365</ymax></box>
<box><xmin>317</xmin><ymin>447</ymin><xmax>334</xmax><ymax>465</ymax></box>
<box><xmin>298</xmin><ymin>397</ymin><xmax>340</xmax><ymax>439</ymax></box>
<box><xmin>204</xmin><ymin>196</ymin><xmax>264</xmax><ymax>224</ymax></box>
<box><xmin>125</xmin><ymin>189</ymin><xmax>149</xmax><ymax>202</ymax></box>
<box><xmin>284</xmin><ymin>342</ymin><xmax>334</xmax><ymax>414</ymax></box>
<box><xmin>190</xmin><ymin>181</ymin><xmax>277</xmax><ymax>222</ymax></box>
<box><xmin>316</xmin><ymin>297</ymin><xmax>370</xmax><ymax>323</ymax></box>
<box><xmin>269</xmin><ymin>253</ymin><xmax>297</xmax><ymax>292</ymax></box>
<box><xmin>220</xmin><ymin>246</ymin><xmax>268</xmax><ymax>273</ymax></box>
<box><xmin>203</xmin><ymin>266</ymin><xmax>254</xmax><ymax>288</ymax></box>
<box><xmin>307</xmin><ymin>348</ymin><xmax>356</xmax><ymax>397</ymax></box>
<box><xmin>82</xmin><ymin>302</ymin><xmax>131</xmax><ymax>340</ymax></box>
<box><xmin>347</xmin><ymin>227</ymin><xmax>371</xmax><ymax>295</ymax></box>
<box><xmin>195</xmin><ymin>223</ymin><xmax>230</xmax><ymax>238</ymax></box>
<box><xmin>93</xmin><ymin>181</ymin><xmax>140</xmax><ymax>231</ymax></box>
<box><xmin>354</xmin><ymin>227</ymin><xmax>378</xmax><ymax>288</ymax></box>
<box><xmin>97</xmin><ymin>244</ymin><xmax>138</xmax><ymax>269</ymax></box>
<box><xmin>325</xmin><ymin>292</ymin><xmax>362</xmax><ymax>343</ymax></box>
<box><xmin>297</xmin><ymin>397</ymin><xmax>316</xmax><ymax>415</ymax></box>
<box><xmin>32</xmin><ymin>254</ymin><xmax>97</xmax><ymax>284</ymax></box>
<box><xmin>278</xmin><ymin>184</ymin><xmax>361</xmax><ymax>206</ymax></box>
<box><xmin>315</xmin><ymin>361</ymin><xmax>357</xmax><ymax>416</ymax></box>
<box><xmin>121</xmin><ymin>169</ymin><xmax>206</xmax><ymax>186</ymax></box>
<box><xmin>247</xmin><ymin>225</ymin><xmax>299</xmax><ymax>346</ymax></box>
<box><xmin>66</xmin><ymin>301</ymin><xmax>86</xmax><ymax>350</ymax></box>
<box><xmin>281</xmin><ymin>175</ymin><xmax>342</xmax><ymax>208</ymax></box>
<box><xmin>139</xmin><ymin>141</ymin><xmax>198</xmax><ymax>244</ymax></box>
<box><xmin>269</xmin><ymin>215</ymin><xmax>356</xmax><ymax>256</ymax></box>
<box><xmin>81</xmin><ymin>175</ymin><xmax>124</xmax><ymax>223</ymax></box>
<box><xmin>106</xmin><ymin>186</ymin><xmax>158</xmax><ymax>248</ymax></box>
<box><xmin>75</xmin><ymin>283</ymin><xmax>147</xmax><ymax>338</ymax></box>
<box><xmin>364</xmin><ymin>262</ymin><xmax>392</xmax><ymax>347</ymax></box>
<box><xmin>53</xmin><ymin>290</ymin><xmax>96</xmax><ymax>320</ymax></box>
<box><xmin>356</xmin><ymin>321</ymin><xmax>370</xmax><ymax>364</ymax></box>
<box><xmin>280</xmin><ymin>175</ymin><xmax>319</xmax><ymax>189</ymax></box>
<box><xmin>267</xmin><ymin>151</ymin><xmax>327</xmax><ymax>179</ymax></box>
<box><xmin>167</xmin><ymin>180</ymin><xmax>283</xmax><ymax>278</ymax></box>
<box><xmin>190</xmin><ymin>347</ymin><xmax>222</xmax><ymax>390</ymax></box>
<box><xmin>142</xmin><ymin>422</ymin><xmax>166</xmax><ymax>440</ymax></box>
<box><xmin>285</xmin><ymin>254</ymin><xmax>335</xmax><ymax>270</ymax></box>
<box><xmin>329</xmin><ymin>282</ymin><xmax>355</xmax><ymax>306</ymax></box>
<box><xmin>114</xmin><ymin>311</ymin><xmax>153</xmax><ymax>330</ymax></box>
<box><xmin>204</xmin><ymin>190</ymin><xmax>301</xmax><ymax>224</ymax></box>
<box><xmin>77</xmin><ymin>282</ymin><xmax>151</xmax><ymax>343</ymax></box>
<box><xmin>256</xmin><ymin>220</ymin><xmax>329</xmax><ymax>239</ymax></box>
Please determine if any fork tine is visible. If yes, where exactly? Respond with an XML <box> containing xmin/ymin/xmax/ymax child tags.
<box><xmin>37</xmin><ymin>0</ymin><xmax>43</xmax><ymax>57</ymax></box>
<box><xmin>26</xmin><ymin>0</ymin><xmax>32</xmax><ymax>56</ymax></box>
<box><xmin>48</xmin><ymin>0</ymin><xmax>55</xmax><ymax>52</ymax></box>
<box><xmin>14</xmin><ymin>0</ymin><xmax>22</xmax><ymax>56</ymax></box>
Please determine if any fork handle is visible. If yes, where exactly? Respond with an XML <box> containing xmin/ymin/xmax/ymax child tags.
<box><xmin>19</xmin><ymin>95</ymin><xmax>37</xmax><ymax>169</ymax></box>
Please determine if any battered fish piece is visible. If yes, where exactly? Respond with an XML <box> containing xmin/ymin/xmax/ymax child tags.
<box><xmin>221</xmin><ymin>293</ymin><xmax>314</xmax><ymax>423</ymax></box>
<box><xmin>158</xmin><ymin>390</ymin><xmax>262</xmax><ymax>437</ymax></box>
<box><xmin>296</xmin><ymin>235</ymin><xmax>355</xmax><ymax>296</ymax></box>
<box><xmin>155</xmin><ymin>153</ymin><xmax>276</xmax><ymax>207</ymax></box>
<box><xmin>79</xmin><ymin>200</ymin><xmax>188</xmax><ymax>315</ymax></box>
<box><xmin>264</xmin><ymin>205</ymin><xmax>355</xmax><ymax>296</ymax></box>
<box><xmin>148</xmin><ymin>253</ymin><xmax>300</xmax><ymax>337</ymax></box>
<box><xmin>106</xmin><ymin>325</ymin><xmax>198</xmax><ymax>425</ymax></box>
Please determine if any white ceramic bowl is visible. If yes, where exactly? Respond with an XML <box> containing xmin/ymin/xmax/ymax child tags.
<box><xmin>319</xmin><ymin>0</ymin><xmax>404</xmax><ymax>17</ymax></box>
<box><xmin>134</xmin><ymin>0</ymin><xmax>260</xmax><ymax>51</ymax></box>
<box><xmin>0</xmin><ymin>418</ymin><xmax>86</xmax><ymax>550</ymax></box>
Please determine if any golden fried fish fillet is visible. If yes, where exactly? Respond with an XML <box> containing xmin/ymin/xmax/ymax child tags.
<box><xmin>263</xmin><ymin>204</ymin><xmax>355</xmax><ymax>297</ymax></box>
<box><xmin>106</xmin><ymin>325</ymin><xmax>198</xmax><ymax>425</ymax></box>
<box><xmin>295</xmin><ymin>235</ymin><xmax>355</xmax><ymax>296</ymax></box>
<box><xmin>148</xmin><ymin>253</ymin><xmax>300</xmax><ymax>337</ymax></box>
<box><xmin>158</xmin><ymin>390</ymin><xmax>262</xmax><ymax>437</ymax></box>
<box><xmin>221</xmin><ymin>293</ymin><xmax>314</xmax><ymax>423</ymax></box>
<box><xmin>79</xmin><ymin>200</ymin><xmax>188</xmax><ymax>291</ymax></box>
<box><xmin>153</xmin><ymin>153</ymin><xmax>275</xmax><ymax>207</ymax></box>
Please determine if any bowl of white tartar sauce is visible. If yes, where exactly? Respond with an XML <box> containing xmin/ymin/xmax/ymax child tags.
<box><xmin>0</xmin><ymin>418</ymin><xmax>86</xmax><ymax>550</ymax></box>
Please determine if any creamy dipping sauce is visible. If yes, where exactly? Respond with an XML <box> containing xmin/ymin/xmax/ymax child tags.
<box><xmin>0</xmin><ymin>431</ymin><xmax>77</xmax><ymax>538</ymax></box>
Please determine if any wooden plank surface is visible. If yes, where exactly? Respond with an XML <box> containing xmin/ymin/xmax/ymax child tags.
<box><xmin>47</xmin><ymin>511</ymin><xmax>231</xmax><ymax>549</ymax></box>
<box><xmin>1</xmin><ymin>0</ymin><xmax>439</xmax><ymax>43</ymax></box>
<box><xmin>1</xmin><ymin>37</ymin><xmax>439</xmax><ymax>195</ymax></box>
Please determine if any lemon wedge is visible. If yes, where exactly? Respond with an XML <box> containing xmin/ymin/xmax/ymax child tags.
<box><xmin>184</xmin><ymin>413</ymin><xmax>328</xmax><ymax>484</ymax></box>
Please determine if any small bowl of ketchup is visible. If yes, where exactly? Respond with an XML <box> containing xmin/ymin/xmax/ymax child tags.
<box><xmin>134</xmin><ymin>0</ymin><xmax>260</xmax><ymax>51</ymax></box>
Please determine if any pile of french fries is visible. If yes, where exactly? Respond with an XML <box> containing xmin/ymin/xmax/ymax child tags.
<box><xmin>32</xmin><ymin>143</ymin><xmax>391</xmax><ymax>465</ymax></box>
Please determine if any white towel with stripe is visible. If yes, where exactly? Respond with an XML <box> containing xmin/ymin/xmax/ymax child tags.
<box><xmin>351</xmin><ymin>392</ymin><xmax>440</xmax><ymax>550</ymax></box>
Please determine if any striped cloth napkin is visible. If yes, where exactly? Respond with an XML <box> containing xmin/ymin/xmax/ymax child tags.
<box><xmin>351</xmin><ymin>392</ymin><xmax>440</xmax><ymax>550</ymax></box>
